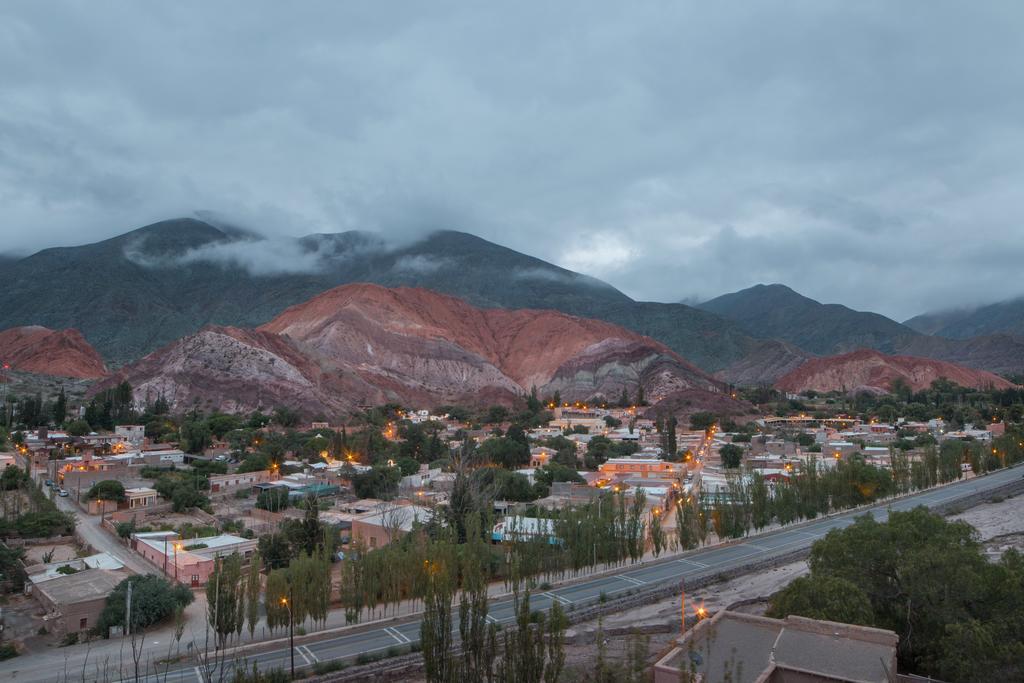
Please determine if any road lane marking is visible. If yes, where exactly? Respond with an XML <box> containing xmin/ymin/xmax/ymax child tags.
<box><xmin>744</xmin><ymin>542</ymin><xmax>771</xmax><ymax>551</ymax></box>
<box><xmin>194</xmin><ymin>667</ymin><xmax>205</xmax><ymax>683</ymax></box>
<box><xmin>543</xmin><ymin>591</ymin><xmax>571</xmax><ymax>606</ymax></box>
<box><xmin>486</xmin><ymin>614</ymin><xmax>501</xmax><ymax>624</ymax></box>
<box><xmin>301</xmin><ymin>645</ymin><xmax>319</xmax><ymax>662</ymax></box>
<box><xmin>617</xmin><ymin>575</ymin><xmax>646</xmax><ymax>586</ymax></box>
<box><xmin>384</xmin><ymin>626</ymin><xmax>411</xmax><ymax>644</ymax></box>
<box><xmin>676</xmin><ymin>559</ymin><xmax>709</xmax><ymax>568</ymax></box>
<box><xmin>296</xmin><ymin>646</ymin><xmax>312</xmax><ymax>666</ymax></box>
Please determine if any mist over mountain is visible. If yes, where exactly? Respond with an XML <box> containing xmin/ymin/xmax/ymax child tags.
<box><xmin>5</xmin><ymin>219</ymin><xmax>1024</xmax><ymax>382</ymax></box>
<box><xmin>904</xmin><ymin>297</ymin><xmax>1024</xmax><ymax>340</ymax></box>
<box><xmin>0</xmin><ymin>218</ymin><xmax>755</xmax><ymax>371</ymax></box>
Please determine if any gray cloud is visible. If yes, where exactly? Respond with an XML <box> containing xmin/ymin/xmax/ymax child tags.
<box><xmin>1</xmin><ymin>1</ymin><xmax>1023</xmax><ymax>319</ymax></box>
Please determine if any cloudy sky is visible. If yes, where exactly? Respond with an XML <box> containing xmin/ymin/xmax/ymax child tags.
<box><xmin>2</xmin><ymin>2</ymin><xmax>1023</xmax><ymax>320</ymax></box>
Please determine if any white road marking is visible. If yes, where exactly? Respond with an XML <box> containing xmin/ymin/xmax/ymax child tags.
<box><xmin>543</xmin><ymin>591</ymin><xmax>571</xmax><ymax>606</ymax></box>
<box><xmin>194</xmin><ymin>667</ymin><xmax>205</xmax><ymax>683</ymax></box>
<box><xmin>295</xmin><ymin>646</ymin><xmax>312</xmax><ymax>666</ymax></box>
<box><xmin>384</xmin><ymin>626</ymin><xmax>410</xmax><ymax>644</ymax></box>
<box><xmin>676</xmin><ymin>559</ymin><xmax>709</xmax><ymax>568</ymax></box>
<box><xmin>617</xmin><ymin>574</ymin><xmax>646</xmax><ymax>586</ymax></box>
<box><xmin>301</xmin><ymin>645</ymin><xmax>319</xmax><ymax>662</ymax></box>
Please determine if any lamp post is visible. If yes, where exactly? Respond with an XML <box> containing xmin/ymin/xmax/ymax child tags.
<box><xmin>281</xmin><ymin>589</ymin><xmax>294</xmax><ymax>679</ymax></box>
<box><xmin>173</xmin><ymin>543</ymin><xmax>181</xmax><ymax>582</ymax></box>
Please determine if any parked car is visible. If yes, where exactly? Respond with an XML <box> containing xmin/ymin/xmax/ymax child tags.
<box><xmin>44</xmin><ymin>479</ymin><xmax>54</xmax><ymax>487</ymax></box>
<box><xmin>58</xmin><ymin>489</ymin><xmax>69</xmax><ymax>497</ymax></box>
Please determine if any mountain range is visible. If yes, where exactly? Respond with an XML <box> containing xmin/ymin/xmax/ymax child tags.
<box><xmin>0</xmin><ymin>218</ymin><xmax>756</xmax><ymax>372</ymax></box>
<box><xmin>904</xmin><ymin>297</ymin><xmax>1024</xmax><ymax>339</ymax></box>
<box><xmin>0</xmin><ymin>326</ymin><xmax>107</xmax><ymax>379</ymax></box>
<box><xmin>93</xmin><ymin>284</ymin><xmax>731</xmax><ymax>417</ymax></box>
<box><xmin>3</xmin><ymin>217</ymin><xmax>1024</xmax><ymax>389</ymax></box>
<box><xmin>700</xmin><ymin>284</ymin><xmax>1024</xmax><ymax>379</ymax></box>
<box><xmin>775</xmin><ymin>349</ymin><xmax>1014</xmax><ymax>395</ymax></box>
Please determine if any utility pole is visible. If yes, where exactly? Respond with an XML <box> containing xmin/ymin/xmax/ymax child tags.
<box><xmin>680</xmin><ymin>579</ymin><xmax>685</xmax><ymax>634</ymax></box>
<box><xmin>125</xmin><ymin>580</ymin><xmax>133</xmax><ymax>638</ymax></box>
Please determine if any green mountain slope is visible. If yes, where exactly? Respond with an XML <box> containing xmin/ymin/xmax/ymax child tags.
<box><xmin>904</xmin><ymin>298</ymin><xmax>1024</xmax><ymax>340</ymax></box>
<box><xmin>0</xmin><ymin>218</ymin><xmax>756</xmax><ymax>371</ymax></box>
<box><xmin>698</xmin><ymin>283</ymin><xmax>921</xmax><ymax>355</ymax></box>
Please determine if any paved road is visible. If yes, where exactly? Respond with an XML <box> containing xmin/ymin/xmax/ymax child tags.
<box><xmin>53</xmin><ymin>492</ymin><xmax>159</xmax><ymax>576</ymax></box>
<box><xmin>26</xmin><ymin>465</ymin><xmax>1024</xmax><ymax>683</ymax></box>
<box><xmin>123</xmin><ymin>465</ymin><xmax>1024</xmax><ymax>683</ymax></box>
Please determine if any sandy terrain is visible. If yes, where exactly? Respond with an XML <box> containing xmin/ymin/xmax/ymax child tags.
<box><xmin>950</xmin><ymin>491</ymin><xmax>1024</xmax><ymax>559</ymax></box>
<box><xmin>24</xmin><ymin>541</ymin><xmax>79</xmax><ymax>564</ymax></box>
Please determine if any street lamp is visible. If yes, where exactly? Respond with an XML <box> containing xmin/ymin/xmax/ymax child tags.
<box><xmin>173</xmin><ymin>543</ymin><xmax>182</xmax><ymax>582</ymax></box>
<box><xmin>281</xmin><ymin>591</ymin><xmax>294</xmax><ymax>679</ymax></box>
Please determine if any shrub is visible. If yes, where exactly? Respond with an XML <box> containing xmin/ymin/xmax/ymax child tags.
<box><xmin>255</xmin><ymin>488</ymin><xmax>289</xmax><ymax>512</ymax></box>
<box><xmin>0</xmin><ymin>643</ymin><xmax>18</xmax><ymax>660</ymax></box>
<box><xmin>96</xmin><ymin>575</ymin><xmax>194</xmax><ymax>636</ymax></box>
<box><xmin>313</xmin><ymin>660</ymin><xmax>347</xmax><ymax>674</ymax></box>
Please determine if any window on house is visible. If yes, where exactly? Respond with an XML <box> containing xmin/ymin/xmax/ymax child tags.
<box><xmin>79</xmin><ymin>617</ymin><xmax>88</xmax><ymax>629</ymax></box>
<box><xmin>369</xmin><ymin>537</ymin><xmax>377</xmax><ymax>548</ymax></box>
<box><xmin>192</xmin><ymin>575</ymin><xmax>200</xmax><ymax>583</ymax></box>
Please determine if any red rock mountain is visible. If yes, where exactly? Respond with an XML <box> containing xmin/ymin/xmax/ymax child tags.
<box><xmin>0</xmin><ymin>326</ymin><xmax>108</xmax><ymax>379</ymax></box>
<box><xmin>99</xmin><ymin>284</ymin><xmax>727</xmax><ymax>416</ymax></box>
<box><xmin>776</xmin><ymin>349</ymin><xmax>1015</xmax><ymax>395</ymax></box>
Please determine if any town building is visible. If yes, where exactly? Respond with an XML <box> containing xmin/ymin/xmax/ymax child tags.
<box><xmin>32</xmin><ymin>569</ymin><xmax>124</xmax><ymax>636</ymax></box>
<box><xmin>653</xmin><ymin>611</ymin><xmax>898</xmax><ymax>683</ymax></box>
<box><xmin>124</xmin><ymin>487</ymin><xmax>158</xmax><ymax>509</ymax></box>
<box><xmin>349</xmin><ymin>503</ymin><xmax>434</xmax><ymax>549</ymax></box>
<box><xmin>598</xmin><ymin>455</ymin><xmax>685</xmax><ymax>479</ymax></box>
<box><xmin>491</xmin><ymin>516</ymin><xmax>558</xmax><ymax>544</ymax></box>
<box><xmin>208</xmin><ymin>469</ymin><xmax>273</xmax><ymax>493</ymax></box>
<box><xmin>131</xmin><ymin>532</ymin><xmax>257</xmax><ymax>586</ymax></box>
<box><xmin>115</xmin><ymin>425</ymin><xmax>146</xmax><ymax>446</ymax></box>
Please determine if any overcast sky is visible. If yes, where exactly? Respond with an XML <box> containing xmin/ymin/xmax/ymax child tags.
<box><xmin>2</xmin><ymin>2</ymin><xmax>1023</xmax><ymax>320</ymax></box>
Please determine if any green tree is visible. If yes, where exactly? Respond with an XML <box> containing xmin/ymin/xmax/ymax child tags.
<box><xmin>85</xmin><ymin>480</ymin><xmax>127</xmax><ymax>502</ymax></box>
<box><xmin>66</xmin><ymin>419</ymin><xmax>91</xmax><ymax>437</ymax></box>
<box><xmin>255</xmin><ymin>488</ymin><xmax>289</xmax><ymax>512</ymax></box>
<box><xmin>689</xmin><ymin>412</ymin><xmax>715</xmax><ymax>431</ymax></box>
<box><xmin>52</xmin><ymin>386</ymin><xmax>67</xmax><ymax>425</ymax></box>
<box><xmin>421</xmin><ymin>543</ymin><xmax>457</xmax><ymax>683</ymax></box>
<box><xmin>719</xmin><ymin>443</ymin><xmax>743</xmax><ymax>468</ymax></box>
<box><xmin>96</xmin><ymin>575</ymin><xmax>194</xmax><ymax>636</ymax></box>
<box><xmin>767</xmin><ymin>574</ymin><xmax>873</xmax><ymax>625</ymax></box>
<box><xmin>179</xmin><ymin>419</ymin><xmax>212</xmax><ymax>454</ymax></box>
<box><xmin>206</xmin><ymin>553</ymin><xmax>246</xmax><ymax>646</ymax></box>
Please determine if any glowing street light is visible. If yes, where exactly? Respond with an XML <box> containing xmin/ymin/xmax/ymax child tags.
<box><xmin>281</xmin><ymin>593</ymin><xmax>294</xmax><ymax>678</ymax></box>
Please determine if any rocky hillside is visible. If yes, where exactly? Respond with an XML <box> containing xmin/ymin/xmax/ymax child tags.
<box><xmin>97</xmin><ymin>284</ymin><xmax>731</xmax><ymax>416</ymax></box>
<box><xmin>0</xmin><ymin>326</ymin><xmax>108</xmax><ymax>379</ymax></box>
<box><xmin>776</xmin><ymin>349</ymin><xmax>1016</xmax><ymax>395</ymax></box>
<box><xmin>0</xmin><ymin>218</ymin><xmax>755</xmax><ymax>371</ymax></box>
<box><xmin>715</xmin><ymin>339</ymin><xmax>812</xmax><ymax>386</ymax></box>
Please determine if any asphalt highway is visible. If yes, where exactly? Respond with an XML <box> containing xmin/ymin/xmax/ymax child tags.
<box><xmin>112</xmin><ymin>464</ymin><xmax>1023</xmax><ymax>682</ymax></box>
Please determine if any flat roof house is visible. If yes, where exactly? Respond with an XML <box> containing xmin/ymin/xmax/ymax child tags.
<box><xmin>350</xmin><ymin>503</ymin><xmax>433</xmax><ymax>549</ymax></box>
<box><xmin>33</xmin><ymin>569</ymin><xmax>124</xmax><ymax>636</ymax></box>
<box><xmin>131</xmin><ymin>532</ymin><xmax>257</xmax><ymax>587</ymax></box>
<box><xmin>653</xmin><ymin>610</ymin><xmax>898</xmax><ymax>683</ymax></box>
<box><xmin>125</xmin><ymin>487</ymin><xmax>158</xmax><ymax>509</ymax></box>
